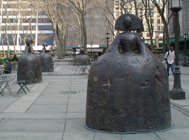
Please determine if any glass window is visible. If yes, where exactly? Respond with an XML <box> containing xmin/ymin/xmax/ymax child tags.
<box><xmin>157</xmin><ymin>19</ymin><xmax>161</xmax><ymax>24</ymax></box>
<box><xmin>157</xmin><ymin>26</ymin><xmax>161</xmax><ymax>31</ymax></box>
<box><xmin>38</xmin><ymin>25</ymin><xmax>53</xmax><ymax>30</ymax></box>
<box><xmin>0</xmin><ymin>34</ymin><xmax>17</xmax><ymax>45</ymax></box>
<box><xmin>38</xmin><ymin>18</ymin><xmax>51</xmax><ymax>23</ymax></box>
<box><xmin>37</xmin><ymin>34</ymin><xmax>54</xmax><ymax>45</ymax></box>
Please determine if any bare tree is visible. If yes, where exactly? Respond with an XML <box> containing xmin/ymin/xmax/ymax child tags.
<box><xmin>3</xmin><ymin>7</ymin><xmax>10</xmax><ymax>57</ymax></box>
<box><xmin>151</xmin><ymin>0</ymin><xmax>170</xmax><ymax>50</ymax></box>
<box><xmin>142</xmin><ymin>0</ymin><xmax>154</xmax><ymax>49</ymax></box>
<box><xmin>16</xmin><ymin>0</ymin><xmax>37</xmax><ymax>51</ymax></box>
<box><xmin>40</xmin><ymin>0</ymin><xmax>67</xmax><ymax>58</ymax></box>
<box><xmin>66</xmin><ymin>0</ymin><xmax>96</xmax><ymax>53</ymax></box>
<box><xmin>101</xmin><ymin>0</ymin><xmax>140</xmax><ymax>38</ymax></box>
<box><xmin>100</xmin><ymin>0</ymin><xmax>115</xmax><ymax>37</ymax></box>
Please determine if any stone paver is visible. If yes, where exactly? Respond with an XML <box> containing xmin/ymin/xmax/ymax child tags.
<box><xmin>157</xmin><ymin>128</ymin><xmax>189</xmax><ymax>140</ymax></box>
<box><xmin>0</xmin><ymin>133</ymin><xmax>63</xmax><ymax>140</ymax></box>
<box><xmin>0</xmin><ymin>119</ymin><xmax>65</xmax><ymax>133</ymax></box>
<box><xmin>94</xmin><ymin>133</ymin><xmax>122</xmax><ymax>140</ymax></box>
<box><xmin>122</xmin><ymin>134</ymin><xmax>159</xmax><ymax>140</ymax></box>
<box><xmin>0</xmin><ymin>58</ymin><xmax>188</xmax><ymax>140</ymax></box>
<box><xmin>3</xmin><ymin>82</ymin><xmax>49</xmax><ymax>113</ymax></box>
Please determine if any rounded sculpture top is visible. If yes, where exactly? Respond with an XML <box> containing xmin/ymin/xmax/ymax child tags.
<box><xmin>115</xmin><ymin>14</ymin><xmax>144</xmax><ymax>32</ymax></box>
<box><xmin>42</xmin><ymin>42</ymin><xmax>48</xmax><ymax>47</ymax></box>
<box><xmin>25</xmin><ymin>37</ymin><xmax>33</xmax><ymax>46</ymax></box>
<box><xmin>42</xmin><ymin>42</ymin><xmax>48</xmax><ymax>53</ymax></box>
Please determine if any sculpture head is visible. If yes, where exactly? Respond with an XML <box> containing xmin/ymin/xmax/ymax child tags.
<box><xmin>42</xmin><ymin>42</ymin><xmax>48</xmax><ymax>53</ymax></box>
<box><xmin>123</xmin><ymin>16</ymin><xmax>132</xmax><ymax>31</ymax></box>
<box><xmin>25</xmin><ymin>37</ymin><xmax>33</xmax><ymax>47</ymax></box>
<box><xmin>42</xmin><ymin>42</ymin><xmax>48</xmax><ymax>48</ymax></box>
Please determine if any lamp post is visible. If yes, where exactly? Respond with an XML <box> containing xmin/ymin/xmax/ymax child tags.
<box><xmin>105</xmin><ymin>32</ymin><xmax>110</xmax><ymax>48</ymax></box>
<box><xmin>184</xmin><ymin>33</ymin><xmax>187</xmax><ymax>54</ymax></box>
<box><xmin>170</xmin><ymin>0</ymin><xmax>185</xmax><ymax>99</ymax></box>
<box><xmin>183</xmin><ymin>33</ymin><xmax>188</xmax><ymax>66</ymax></box>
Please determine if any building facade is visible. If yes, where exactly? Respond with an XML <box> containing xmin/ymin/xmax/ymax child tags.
<box><xmin>0</xmin><ymin>0</ymin><xmax>54</xmax><ymax>52</ymax></box>
<box><xmin>0</xmin><ymin>0</ymin><xmax>114</xmax><ymax>52</ymax></box>
<box><xmin>182</xmin><ymin>0</ymin><xmax>189</xmax><ymax>35</ymax></box>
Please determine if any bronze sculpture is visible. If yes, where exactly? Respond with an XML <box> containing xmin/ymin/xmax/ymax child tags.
<box><xmin>40</xmin><ymin>43</ymin><xmax>54</xmax><ymax>72</ymax></box>
<box><xmin>17</xmin><ymin>37</ymin><xmax>42</xmax><ymax>84</ymax></box>
<box><xmin>86</xmin><ymin>14</ymin><xmax>171</xmax><ymax>132</ymax></box>
<box><xmin>73</xmin><ymin>49</ymin><xmax>90</xmax><ymax>65</ymax></box>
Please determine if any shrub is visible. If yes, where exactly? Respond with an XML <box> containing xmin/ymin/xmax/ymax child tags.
<box><xmin>11</xmin><ymin>54</ymin><xmax>19</xmax><ymax>61</ymax></box>
<box><xmin>0</xmin><ymin>58</ymin><xmax>4</xmax><ymax>65</ymax></box>
<box><xmin>152</xmin><ymin>50</ymin><xmax>161</xmax><ymax>54</ymax></box>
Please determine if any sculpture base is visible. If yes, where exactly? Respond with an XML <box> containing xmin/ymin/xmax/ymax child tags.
<box><xmin>170</xmin><ymin>89</ymin><xmax>185</xmax><ymax>100</ymax></box>
<box><xmin>85</xmin><ymin>125</ymin><xmax>173</xmax><ymax>134</ymax></box>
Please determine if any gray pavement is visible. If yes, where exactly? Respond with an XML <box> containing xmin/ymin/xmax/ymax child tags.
<box><xmin>0</xmin><ymin>57</ymin><xmax>189</xmax><ymax>140</ymax></box>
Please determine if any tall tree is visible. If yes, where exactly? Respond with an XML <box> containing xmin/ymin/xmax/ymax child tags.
<box><xmin>40</xmin><ymin>0</ymin><xmax>67</xmax><ymax>58</ymax></box>
<box><xmin>151</xmin><ymin>0</ymin><xmax>170</xmax><ymax>50</ymax></box>
<box><xmin>142</xmin><ymin>0</ymin><xmax>154</xmax><ymax>49</ymax></box>
<box><xmin>66</xmin><ymin>0</ymin><xmax>95</xmax><ymax>53</ymax></box>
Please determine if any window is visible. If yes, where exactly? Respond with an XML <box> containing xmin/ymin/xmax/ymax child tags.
<box><xmin>157</xmin><ymin>26</ymin><xmax>161</xmax><ymax>31</ymax></box>
<box><xmin>38</xmin><ymin>25</ymin><xmax>52</xmax><ymax>30</ymax></box>
<box><xmin>161</xmin><ymin>26</ymin><xmax>164</xmax><ymax>31</ymax></box>
<box><xmin>37</xmin><ymin>34</ymin><xmax>54</xmax><ymax>45</ymax></box>
<box><xmin>0</xmin><ymin>34</ymin><xmax>17</xmax><ymax>45</ymax></box>
<box><xmin>157</xmin><ymin>19</ymin><xmax>161</xmax><ymax>24</ymax></box>
<box><xmin>38</xmin><ymin>18</ymin><xmax>51</xmax><ymax>23</ymax></box>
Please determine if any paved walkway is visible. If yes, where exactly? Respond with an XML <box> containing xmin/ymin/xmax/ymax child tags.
<box><xmin>0</xmin><ymin>57</ymin><xmax>189</xmax><ymax>140</ymax></box>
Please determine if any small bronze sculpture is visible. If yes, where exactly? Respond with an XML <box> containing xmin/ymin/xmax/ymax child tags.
<box><xmin>74</xmin><ymin>49</ymin><xmax>90</xmax><ymax>65</ymax></box>
<box><xmin>40</xmin><ymin>43</ymin><xmax>54</xmax><ymax>72</ymax></box>
<box><xmin>17</xmin><ymin>37</ymin><xmax>42</xmax><ymax>84</ymax></box>
<box><xmin>86</xmin><ymin>14</ymin><xmax>171</xmax><ymax>132</ymax></box>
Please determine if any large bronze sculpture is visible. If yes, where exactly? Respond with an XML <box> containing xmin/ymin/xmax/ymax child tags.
<box><xmin>40</xmin><ymin>43</ymin><xmax>54</xmax><ymax>72</ymax></box>
<box><xmin>17</xmin><ymin>37</ymin><xmax>42</xmax><ymax>84</ymax></box>
<box><xmin>86</xmin><ymin>14</ymin><xmax>171</xmax><ymax>132</ymax></box>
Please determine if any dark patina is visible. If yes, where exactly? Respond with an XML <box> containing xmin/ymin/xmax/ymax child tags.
<box><xmin>40</xmin><ymin>43</ymin><xmax>54</xmax><ymax>72</ymax></box>
<box><xmin>17</xmin><ymin>37</ymin><xmax>42</xmax><ymax>84</ymax></box>
<box><xmin>86</xmin><ymin>15</ymin><xmax>171</xmax><ymax>132</ymax></box>
<box><xmin>73</xmin><ymin>49</ymin><xmax>90</xmax><ymax>65</ymax></box>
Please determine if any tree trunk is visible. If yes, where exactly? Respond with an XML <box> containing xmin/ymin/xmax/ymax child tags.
<box><xmin>133</xmin><ymin>0</ymin><xmax>138</xmax><ymax>16</ymax></box>
<box><xmin>5</xmin><ymin>32</ymin><xmax>10</xmax><ymax>57</ymax></box>
<box><xmin>55</xmin><ymin>35</ymin><xmax>63</xmax><ymax>59</ymax></box>
<box><xmin>164</xmin><ymin>22</ymin><xmax>170</xmax><ymax>50</ymax></box>
<box><xmin>152</xmin><ymin>1</ymin><xmax>170</xmax><ymax>50</ymax></box>
<box><xmin>81</xmin><ymin>15</ymin><xmax>87</xmax><ymax>53</ymax></box>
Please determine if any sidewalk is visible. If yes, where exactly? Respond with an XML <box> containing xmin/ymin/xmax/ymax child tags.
<box><xmin>0</xmin><ymin>57</ymin><xmax>188</xmax><ymax>140</ymax></box>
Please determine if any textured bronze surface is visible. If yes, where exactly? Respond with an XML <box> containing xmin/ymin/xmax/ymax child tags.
<box><xmin>115</xmin><ymin>14</ymin><xmax>144</xmax><ymax>32</ymax></box>
<box><xmin>86</xmin><ymin>15</ymin><xmax>171</xmax><ymax>132</ymax></box>
<box><xmin>40</xmin><ymin>45</ymin><xmax>54</xmax><ymax>72</ymax></box>
<box><xmin>17</xmin><ymin>37</ymin><xmax>42</xmax><ymax>84</ymax></box>
<box><xmin>74</xmin><ymin>50</ymin><xmax>90</xmax><ymax>65</ymax></box>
